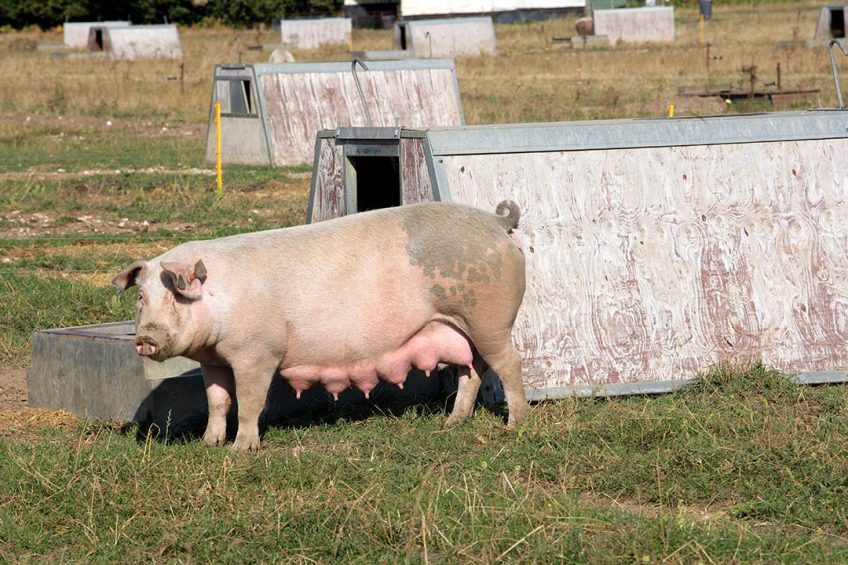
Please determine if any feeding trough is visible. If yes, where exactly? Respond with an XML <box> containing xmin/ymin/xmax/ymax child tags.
<box><xmin>279</xmin><ymin>17</ymin><xmax>353</xmax><ymax>49</ymax></box>
<box><xmin>27</xmin><ymin>322</ymin><xmax>442</xmax><ymax>430</ymax></box>
<box><xmin>393</xmin><ymin>17</ymin><xmax>497</xmax><ymax>58</ymax></box>
<box><xmin>592</xmin><ymin>7</ymin><xmax>675</xmax><ymax>47</ymax></box>
<box><xmin>307</xmin><ymin>110</ymin><xmax>848</xmax><ymax>398</ymax></box>
<box><xmin>204</xmin><ymin>59</ymin><xmax>465</xmax><ymax>167</ymax></box>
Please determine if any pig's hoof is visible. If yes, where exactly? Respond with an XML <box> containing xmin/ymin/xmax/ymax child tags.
<box><xmin>231</xmin><ymin>434</ymin><xmax>261</xmax><ymax>452</ymax></box>
<box><xmin>506</xmin><ymin>404</ymin><xmax>531</xmax><ymax>429</ymax></box>
<box><xmin>202</xmin><ymin>430</ymin><xmax>226</xmax><ymax>447</ymax></box>
<box><xmin>444</xmin><ymin>413</ymin><xmax>468</xmax><ymax>427</ymax></box>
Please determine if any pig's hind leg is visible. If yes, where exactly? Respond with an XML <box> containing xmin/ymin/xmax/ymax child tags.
<box><xmin>201</xmin><ymin>364</ymin><xmax>235</xmax><ymax>447</ymax></box>
<box><xmin>478</xmin><ymin>340</ymin><xmax>529</xmax><ymax>428</ymax></box>
<box><xmin>445</xmin><ymin>357</ymin><xmax>486</xmax><ymax>426</ymax></box>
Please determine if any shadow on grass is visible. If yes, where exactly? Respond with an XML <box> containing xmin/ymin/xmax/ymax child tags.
<box><xmin>130</xmin><ymin>373</ymin><xmax>510</xmax><ymax>448</ymax></box>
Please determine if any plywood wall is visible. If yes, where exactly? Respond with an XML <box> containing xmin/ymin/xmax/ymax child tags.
<box><xmin>280</xmin><ymin>18</ymin><xmax>352</xmax><ymax>50</ymax></box>
<box><xmin>593</xmin><ymin>7</ymin><xmax>675</xmax><ymax>47</ymax></box>
<box><xmin>261</xmin><ymin>68</ymin><xmax>463</xmax><ymax>165</ymax></box>
<box><xmin>442</xmin><ymin>139</ymin><xmax>848</xmax><ymax>390</ymax></box>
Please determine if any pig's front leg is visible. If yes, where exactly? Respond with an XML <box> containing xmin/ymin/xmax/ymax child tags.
<box><xmin>231</xmin><ymin>358</ymin><xmax>277</xmax><ymax>451</ymax></box>
<box><xmin>201</xmin><ymin>364</ymin><xmax>235</xmax><ymax>447</ymax></box>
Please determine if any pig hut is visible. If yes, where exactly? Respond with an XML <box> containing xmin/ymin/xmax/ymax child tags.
<box><xmin>63</xmin><ymin>21</ymin><xmax>129</xmax><ymax>49</ymax></box>
<box><xmin>307</xmin><ymin>110</ymin><xmax>848</xmax><ymax>399</ymax></box>
<box><xmin>392</xmin><ymin>17</ymin><xmax>497</xmax><ymax>58</ymax></box>
<box><xmin>86</xmin><ymin>24</ymin><xmax>183</xmax><ymax>60</ymax></box>
<box><xmin>279</xmin><ymin>17</ymin><xmax>353</xmax><ymax>49</ymax></box>
<box><xmin>592</xmin><ymin>7</ymin><xmax>675</xmax><ymax>47</ymax></box>
<box><xmin>814</xmin><ymin>5</ymin><xmax>847</xmax><ymax>40</ymax></box>
<box><xmin>204</xmin><ymin>59</ymin><xmax>465</xmax><ymax>167</ymax></box>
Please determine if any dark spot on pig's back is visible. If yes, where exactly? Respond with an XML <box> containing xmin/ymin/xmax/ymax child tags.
<box><xmin>403</xmin><ymin>207</ymin><xmax>506</xmax><ymax>283</ymax></box>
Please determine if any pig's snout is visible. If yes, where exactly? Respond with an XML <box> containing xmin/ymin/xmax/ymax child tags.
<box><xmin>135</xmin><ymin>335</ymin><xmax>159</xmax><ymax>357</ymax></box>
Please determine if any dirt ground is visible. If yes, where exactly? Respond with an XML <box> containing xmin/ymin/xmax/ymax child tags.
<box><xmin>0</xmin><ymin>368</ymin><xmax>28</xmax><ymax>411</ymax></box>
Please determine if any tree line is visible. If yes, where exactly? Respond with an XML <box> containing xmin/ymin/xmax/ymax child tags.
<box><xmin>0</xmin><ymin>0</ymin><xmax>343</xmax><ymax>29</ymax></box>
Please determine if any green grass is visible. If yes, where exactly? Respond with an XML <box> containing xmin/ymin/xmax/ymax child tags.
<box><xmin>2</xmin><ymin>367</ymin><xmax>848</xmax><ymax>562</ymax></box>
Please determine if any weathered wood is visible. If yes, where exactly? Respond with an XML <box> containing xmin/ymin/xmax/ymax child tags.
<box><xmin>261</xmin><ymin>67</ymin><xmax>463</xmax><ymax>165</ymax></box>
<box><xmin>395</xmin><ymin>17</ymin><xmax>497</xmax><ymax>57</ymax></box>
<box><xmin>310</xmin><ymin>139</ymin><xmax>347</xmax><ymax>222</ymax></box>
<box><xmin>400</xmin><ymin>138</ymin><xmax>433</xmax><ymax>204</ymax></box>
<box><xmin>443</xmin><ymin>138</ymin><xmax>848</xmax><ymax>389</ymax></box>
<box><xmin>280</xmin><ymin>18</ymin><xmax>352</xmax><ymax>49</ymax></box>
<box><xmin>593</xmin><ymin>7</ymin><xmax>675</xmax><ymax>47</ymax></box>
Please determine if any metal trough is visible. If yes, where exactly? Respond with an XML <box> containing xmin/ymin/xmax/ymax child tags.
<box><xmin>307</xmin><ymin>110</ymin><xmax>848</xmax><ymax>398</ymax></box>
<box><xmin>27</xmin><ymin>322</ymin><xmax>446</xmax><ymax>428</ymax></box>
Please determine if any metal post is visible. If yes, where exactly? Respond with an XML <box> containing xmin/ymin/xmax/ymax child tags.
<box><xmin>351</xmin><ymin>58</ymin><xmax>373</xmax><ymax>127</ymax></box>
<box><xmin>215</xmin><ymin>102</ymin><xmax>223</xmax><ymax>196</ymax></box>
<box><xmin>829</xmin><ymin>39</ymin><xmax>847</xmax><ymax>109</ymax></box>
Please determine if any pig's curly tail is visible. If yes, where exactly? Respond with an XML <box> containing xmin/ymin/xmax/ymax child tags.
<box><xmin>495</xmin><ymin>200</ymin><xmax>520</xmax><ymax>230</ymax></box>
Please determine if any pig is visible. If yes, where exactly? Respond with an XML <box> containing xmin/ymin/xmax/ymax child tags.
<box><xmin>112</xmin><ymin>200</ymin><xmax>529</xmax><ymax>451</ymax></box>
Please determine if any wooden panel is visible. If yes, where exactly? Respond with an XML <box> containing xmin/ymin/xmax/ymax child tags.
<box><xmin>311</xmin><ymin>139</ymin><xmax>346</xmax><ymax>222</ymax></box>
<box><xmin>442</xmin><ymin>139</ymin><xmax>848</xmax><ymax>390</ymax></box>
<box><xmin>593</xmin><ymin>7</ymin><xmax>675</xmax><ymax>47</ymax></box>
<box><xmin>407</xmin><ymin>19</ymin><xmax>497</xmax><ymax>57</ymax></box>
<box><xmin>400</xmin><ymin>138</ymin><xmax>434</xmax><ymax>204</ymax></box>
<box><xmin>262</xmin><ymin>68</ymin><xmax>463</xmax><ymax>165</ymax></box>
<box><xmin>280</xmin><ymin>18</ymin><xmax>351</xmax><ymax>50</ymax></box>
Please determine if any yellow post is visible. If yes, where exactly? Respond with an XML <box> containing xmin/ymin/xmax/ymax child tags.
<box><xmin>215</xmin><ymin>101</ymin><xmax>223</xmax><ymax>196</ymax></box>
<box><xmin>667</xmin><ymin>103</ymin><xmax>675</xmax><ymax>118</ymax></box>
<box><xmin>699</xmin><ymin>15</ymin><xmax>705</xmax><ymax>44</ymax></box>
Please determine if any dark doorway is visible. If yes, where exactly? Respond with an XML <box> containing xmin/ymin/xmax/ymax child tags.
<box><xmin>94</xmin><ymin>28</ymin><xmax>104</xmax><ymax>50</ymax></box>
<box><xmin>350</xmin><ymin>156</ymin><xmax>401</xmax><ymax>212</ymax></box>
<box><xmin>832</xmin><ymin>8</ymin><xmax>845</xmax><ymax>38</ymax></box>
<box><xmin>228</xmin><ymin>80</ymin><xmax>253</xmax><ymax>115</ymax></box>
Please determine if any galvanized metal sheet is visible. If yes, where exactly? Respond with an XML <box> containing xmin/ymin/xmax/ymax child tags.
<box><xmin>592</xmin><ymin>7</ymin><xmax>675</xmax><ymax>47</ymax></box>
<box><xmin>425</xmin><ymin>111</ymin><xmax>848</xmax><ymax>156</ymax></box>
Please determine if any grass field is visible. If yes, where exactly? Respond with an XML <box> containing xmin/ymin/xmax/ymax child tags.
<box><xmin>2</xmin><ymin>1</ymin><xmax>848</xmax><ymax>561</ymax></box>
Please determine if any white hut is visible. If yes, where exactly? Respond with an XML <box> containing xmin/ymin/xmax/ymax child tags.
<box><xmin>280</xmin><ymin>18</ymin><xmax>353</xmax><ymax>49</ymax></box>
<box><xmin>87</xmin><ymin>24</ymin><xmax>183</xmax><ymax>60</ymax></box>
<box><xmin>393</xmin><ymin>17</ymin><xmax>497</xmax><ymax>57</ymax></box>
<box><xmin>593</xmin><ymin>7</ymin><xmax>675</xmax><ymax>47</ymax></box>
<box><xmin>205</xmin><ymin>59</ymin><xmax>465</xmax><ymax>167</ymax></box>
<box><xmin>814</xmin><ymin>5</ymin><xmax>847</xmax><ymax>40</ymax></box>
<box><xmin>63</xmin><ymin>21</ymin><xmax>129</xmax><ymax>49</ymax></box>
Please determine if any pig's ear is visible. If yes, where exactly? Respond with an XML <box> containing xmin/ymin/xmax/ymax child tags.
<box><xmin>112</xmin><ymin>261</ymin><xmax>146</xmax><ymax>292</ymax></box>
<box><xmin>160</xmin><ymin>260</ymin><xmax>207</xmax><ymax>300</ymax></box>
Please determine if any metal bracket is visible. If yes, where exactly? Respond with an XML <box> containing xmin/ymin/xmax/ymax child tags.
<box><xmin>351</xmin><ymin>58</ymin><xmax>373</xmax><ymax>127</ymax></box>
<box><xmin>829</xmin><ymin>39</ymin><xmax>848</xmax><ymax>109</ymax></box>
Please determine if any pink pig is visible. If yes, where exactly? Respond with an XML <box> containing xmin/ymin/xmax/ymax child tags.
<box><xmin>112</xmin><ymin>201</ymin><xmax>528</xmax><ymax>450</ymax></box>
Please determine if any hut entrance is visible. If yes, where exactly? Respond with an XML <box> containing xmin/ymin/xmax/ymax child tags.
<box><xmin>832</xmin><ymin>7</ymin><xmax>846</xmax><ymax>37</ymax></box>
<box><xmin>93</xmin><ymin>28</ymin><xmax>104</xmax><ymax>50</ymax></box>
<box><xmin>349</xmin><ymin>156</ymin><xmax>400</xmax><ymax>212</ymax></box>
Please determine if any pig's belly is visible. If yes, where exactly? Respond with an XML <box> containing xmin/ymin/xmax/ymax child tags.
<box><xmin>280</xmin><ymin>321</ymin><xmax>473</xmax><ymax>400</ymax></box>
